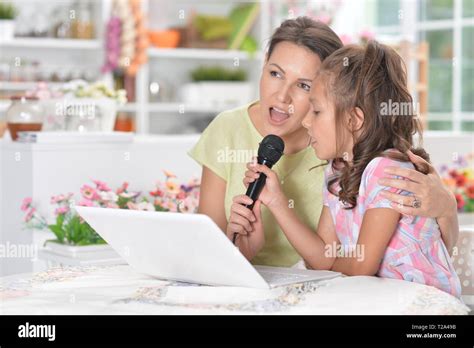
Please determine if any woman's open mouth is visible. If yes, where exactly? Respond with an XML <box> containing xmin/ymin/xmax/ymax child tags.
<box><xmin>269</xmin><ymin>107</ymin><xmax>290</xmax><ymax>125</ymax></box>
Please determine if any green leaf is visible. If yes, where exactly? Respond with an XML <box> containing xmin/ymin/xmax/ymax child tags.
<box><xmin>64</xmin><ymin>215</ymin><xmax>82</xmax><ymax>245</ymax></box>
<box><xmin>154</xmin><ymin>205</ymin><xmax>169</xmax><ymax>212</ymax></box>
<box><xmin>117</xmin><ymin>196</ymin><xmax>130</xmax><ymax>209</ymax></box>
<box><xmin>56</xmin><ymin>213</ymin><xmax>65</xmax><ymax>227</ymax></box>
<box><xmin>48</xmin><ymin>224</ymin><xmax>64</xmax><ymax>243</ymax></box>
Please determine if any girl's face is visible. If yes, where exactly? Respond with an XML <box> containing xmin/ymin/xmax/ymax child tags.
<box><xmin>259</xmin><ymin>41</ymin><xmax>321</xmax><ymax>139</ymax></box>
<box><xmin>302</xmin><ymin>81</ymin><xmax>352</xmax><ymax>161</ymax></box>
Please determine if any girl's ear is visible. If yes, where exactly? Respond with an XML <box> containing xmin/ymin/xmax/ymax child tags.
<box><xmin>349</xmin><ymin>107</ymin><xmax>365</xmax><ymax>132</ymax></box>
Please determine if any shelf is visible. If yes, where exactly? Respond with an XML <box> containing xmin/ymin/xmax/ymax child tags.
<box><xmin>147</xmin><ymin>102</ymin><xmax>237</xmax><ymax>114</ymax></box>
<box><xmin>0</xmin><ymin>38</ymin><xmax>102</xmax><ymax>50</ymax></box>
<box><xmin>0</xmin><ymin>101</ymin><xmax>235</xmax><ymax>115</ymax></box>
<box><xmin>0</xmin><ymin>81</ymin><xmax>65</xmax><ymax>91</ymax></box>
<box><xmin>148</xmin><ymin>47</ymin><xmax>261</xmax><ymax>60</ymax></box>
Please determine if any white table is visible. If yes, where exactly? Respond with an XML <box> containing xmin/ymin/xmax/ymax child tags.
<box><xmin>0</xmin><ymin>264</ymin><xmax>470</xmax><ymax>315</ymax></box>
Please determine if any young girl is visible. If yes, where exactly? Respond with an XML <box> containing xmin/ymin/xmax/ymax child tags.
<box><xmin>242</xmin><ymin>40</ymin><xmax>461</xmax><ymax>297</ymax></box>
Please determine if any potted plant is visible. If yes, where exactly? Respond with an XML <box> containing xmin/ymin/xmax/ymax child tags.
<box><xmin>59</xmin><ymin>80</ymin><xmax>127</xmax><ymax>132</ymax></box>
<box><xmin>21</xmin><ymin>171</ymin><xmax>200</xmax><ymax>264</ymax></box>
<box><xmin>179</xmin><ymin>66</ymin><xmax>253</xmax><ymax>108</ymax></box>
<box><xmin>0</xmin><ymin>1</ymin><xmax>16</xmax><ymax>41</ymax></box>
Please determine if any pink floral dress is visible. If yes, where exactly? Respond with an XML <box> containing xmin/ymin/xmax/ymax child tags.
<box><xmin>322</xmin><ymin>150</ymin><xmax>461</xmax><ymax>297</ymax></box>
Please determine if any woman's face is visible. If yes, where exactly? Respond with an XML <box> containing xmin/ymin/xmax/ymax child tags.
<box><xmin>259</xmin><ymin>41</ymin><xmax>322</xmax><ymax>139</ymax></box>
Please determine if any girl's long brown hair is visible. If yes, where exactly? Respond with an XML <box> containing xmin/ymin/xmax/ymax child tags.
<box><xmin>318</xmin><ymin>40</ymin><xmax>430</xmax><ymax>209</ymax></box>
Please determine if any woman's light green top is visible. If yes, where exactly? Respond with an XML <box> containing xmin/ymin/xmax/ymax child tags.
<box><xmin>188</xmin><ymin>101</ymin><xmax>326</xmax><ymax>267</ymax></box>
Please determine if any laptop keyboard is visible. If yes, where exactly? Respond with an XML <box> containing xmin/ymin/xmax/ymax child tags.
<box><xmin>258</xmin><ymin>271</ymin><xmax>307</xmax><ymax>284</ymax></box>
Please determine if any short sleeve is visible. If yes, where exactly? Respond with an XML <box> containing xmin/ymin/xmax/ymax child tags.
<box><xmin>362</xmin><ymin>157</ymin><xmax>414</xmax><ymax>210</ymax></box>
<box><xmin>187</xmin><ymin>113</ymin><xmax>229</xmax><ymax>181</ymax></box>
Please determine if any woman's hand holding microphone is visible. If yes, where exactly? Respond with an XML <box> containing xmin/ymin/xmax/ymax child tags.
<box><xmin>226</xmin><ymin>158</ymin><xmax>287</xmax><ymax>260</ymax></box>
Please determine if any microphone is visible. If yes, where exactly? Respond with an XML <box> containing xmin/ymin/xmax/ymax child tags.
<box><xmin>232</xmin><ymin>134</ymin><xmax>285</xmax><ymax>244</ymax></box>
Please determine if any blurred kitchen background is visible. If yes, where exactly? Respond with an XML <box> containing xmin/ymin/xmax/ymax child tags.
<box><xmin>0</xmin><ymin>0</ymin><xmax>471</xmax><ymax>134</ymax></box>
<box><xmin>0</xmin><ymin>0</ymin><xmax>473</xmax><ymax>294</ymax></box>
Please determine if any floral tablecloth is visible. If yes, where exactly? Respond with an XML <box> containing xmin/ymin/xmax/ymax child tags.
<box><xmin>0</xmin><ymin>265</ymin><xmax>470</xmax><ymax>315</ymax></box>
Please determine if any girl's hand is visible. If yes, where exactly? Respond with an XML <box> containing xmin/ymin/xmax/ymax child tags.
<box><xmin>226</xmin><ymin>195</ymin><xmax>265</xmax><ymax>258</ymax></box>
<box><xmin>243</xmin><ymin>159</ymin><xmax>286</xmax><ymax>210</ymax></box>
<box><xmin>377</xmin><ymin>150</ymin><xmax>456</xmax><ymax>218</ymax></box>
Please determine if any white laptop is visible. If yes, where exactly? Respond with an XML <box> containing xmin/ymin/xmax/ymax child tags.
<box><xmin>75</xmin><ymin>206</ymin><xmax>340</xmax><ymax>289</ymax></box>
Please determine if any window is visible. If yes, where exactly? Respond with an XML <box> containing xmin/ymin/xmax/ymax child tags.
<box><xmin>375</xmin><ymin>0</ymin><xmax>474</xmax><ymax>131</ymax></box>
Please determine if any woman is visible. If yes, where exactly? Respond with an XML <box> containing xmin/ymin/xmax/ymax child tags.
<box><xmin>188</xmin><ymin>17</ymin><xmax>458</xmax><ymax>267</ymax></box>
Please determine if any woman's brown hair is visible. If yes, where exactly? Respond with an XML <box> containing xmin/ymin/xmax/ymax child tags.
<box><xmin>267</xmin><ymin>16</ymin><xmax>343</xmax><ymax>62</ymax></box>
<box><xmin>318</xmin><ymin>40</ymin><xmax>430</xmax><ymax>209</ymax></box>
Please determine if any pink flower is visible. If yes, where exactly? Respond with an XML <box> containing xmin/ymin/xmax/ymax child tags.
<box><xmin>359</xmin><ymin>29</ymin><xmax>375</xmax><ymax>41</ymax></box>
<box><xmin>51</xmin><ymin>192</ymin><xmax>74</xmax><ymax>204</ymax></box>
<box><xmin>24</xmin><ymin>208</ymin><xmax>36</xmax><ymax>222</ymax></box>
<box><xmin>339</xmin><ymin>34</ymin><xmax>353</xmax><ymax>45</ymax></box>
<box><xmin>80</xmin><ymin>185</ymin><xmax>99</xmax><ymax>200</ymax></box>
<box><xmin>51</xmin><ymin>194</ymin><xmax>65</xmax><ymax>204</ymax></box>
<box><xmin>116</xmin><ymin>182</ymin><xmax>129</xmax><ymax>194</ymax></box>
<box><xmin>77</xmin><ymin>199</ymin><xmax>94</xmax><ymax>207</ymax></box>
<box><xmin>106</xmin><ymin>202</ymin><xmax>119</xmax><ymax>209</ymax></box>
<box><xmin>21</xmin><ymin>197</ymin><xmax>32</xmax><ymax>212</ymax></box>
<box><xmin>54</xmin><ymin>206</ymin><xmax>70</xmax><ymax>216</ymax></box>
<box><xmin>93</xmin><ymin>180</ymin><xmax>111</xmax><ymax>192</ymax></box>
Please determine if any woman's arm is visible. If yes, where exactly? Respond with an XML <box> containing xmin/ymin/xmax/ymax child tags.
<box><xmin>377</xmin><ymin>150</ymin><xmax>458</xmax><ymax>254</ymax></box>
<box><xmin>198</xmin><ymin>166</ymin><xmax>228</xmax><ymax>232</ymax></box>
<box><xmin>331</xmin><ymin>208</ymin><xmax>399</xmax><ymax>275</ymax></box>
<box><xmin>199</xmin><ymin>165</ymin><xmax>266</xmax><ymax>260</ymax></box>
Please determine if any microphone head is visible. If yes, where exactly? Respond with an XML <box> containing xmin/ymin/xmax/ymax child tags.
<box><xmin>258</xmin><ymin>134</ymin><xmax>285</xmax><ymax>165</ymax></box>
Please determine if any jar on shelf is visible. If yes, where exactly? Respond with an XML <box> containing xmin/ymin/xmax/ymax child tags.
<box><xmin>70</xmin><ymin>1</ymin><xmax>95</xmax><ymax>39</ymax></box>
<box><xmin>6</xmin><ymin>96</ymin><xmax>44</xmax><ymax>141</ymax></box>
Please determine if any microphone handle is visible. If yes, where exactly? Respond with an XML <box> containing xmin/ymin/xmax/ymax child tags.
<box><xmin>244</xmin><ymin>172</ymin><xmax>267</xmax><ymax>210</ymax></box>
<box><xmin>232</xmin><ymin>158</ymin><xmax>274</xmax><ymax>245</ymax></box>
